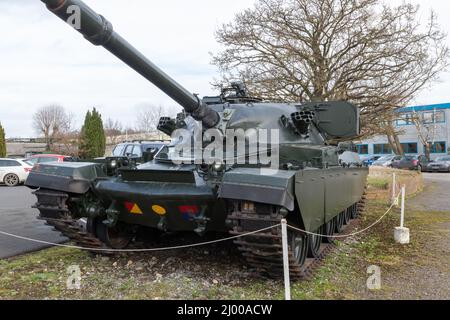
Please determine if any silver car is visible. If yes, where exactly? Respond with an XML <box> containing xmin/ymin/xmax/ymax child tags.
<box><xmin>424</xmin><ymin>156</ymin><xmax>450</xmax><ymax>173</ymax></box>
<box><xmin>372</xmin><ymin>155</ymin><xmax>402</xmax><ymax>167</ymax></box>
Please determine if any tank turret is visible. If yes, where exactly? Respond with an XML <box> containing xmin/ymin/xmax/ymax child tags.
<box><xmin>41</xmin><ymin>0</ymin><xmax>220</xmax><ymax>128</ymax></box>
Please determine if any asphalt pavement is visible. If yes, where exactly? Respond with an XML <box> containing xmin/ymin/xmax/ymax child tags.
<box><xmin>408</xmin><ymin>173</ymin><xmax>450</xmax><ymax>212</ymax></box>
<box><xmin>0</xmin><ymin>185</ymin><xmax>67</xmax><ymax>259</ymax></box>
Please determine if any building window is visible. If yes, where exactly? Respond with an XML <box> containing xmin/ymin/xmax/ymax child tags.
<box><xmin>425</xmin><ymin>141</ymin><xmax>447</xmax><ymax>154</ymax></box>
<box><xmin>356</xmin><ymin>144</ymin><xmax>369</xmax><ymax>155</ymax></box>
<box><xmin>396</xmin><ymin>113</ymin><xmax>414</xmax><ymax>126</ymax></box>
<box><xmin>422</xmin><ymin>110</ymin><xmax>445</xmax><ymax>124</ymax></box>
<box><xmin>401</xmin><ymin>143</ymin><xmax>418</xmax><ymax>154</ymax></box>
<box><xmin>373</xmin><ymin>144</ymin><xmax>393</xmax><ymax>155</ymax></box>
<box><xmin>434</xmin><ymin>111</ymin><xmax>446</xmax><ymax>123</ymax></box>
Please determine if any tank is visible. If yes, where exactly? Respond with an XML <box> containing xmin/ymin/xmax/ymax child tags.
<box><xmin>27</xmin><ymin>0</ymin><xmax>368</xmax><ymax>278</ymax></box>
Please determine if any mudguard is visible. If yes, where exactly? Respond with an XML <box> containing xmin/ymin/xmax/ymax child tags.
<box><xmin>25</xmin><ymin>162</ymin><xmax>106</xmax><ymax>194</ymax></box>
<box><xmin>218</xmin><ymin>168</ymin><xmax>296</xmax><ymax>211</ymax></box>
<box><xmin>295</xmin><ymin>167</ymin><xmax>368</xmax><ymax>231</ymax></box>
<box><xmin>219</xmin><ymin>166</ymin><xmax>368</xmax><ymax>233</ymax></box>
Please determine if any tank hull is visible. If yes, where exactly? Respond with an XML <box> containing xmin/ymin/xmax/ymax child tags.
<box><xmin>26</xmin><ymin>162</ymin><xmax>367</xmax><ymax>233</ymax></box>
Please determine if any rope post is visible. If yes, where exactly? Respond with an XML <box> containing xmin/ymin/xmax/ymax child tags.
<box><xmin>400</xmin><ymin>185</ymin><xmax>405</xmax><ymax>228</ymax></box>
<box><xmin>281</xmin><ymin>219</ymin><xmax>291</xmax><ymax>300</ymax></box>
<box><xmin>391</xmin><ymin>173</ymin><xmax>399</xmax><ymax>206</ymax></box>
<box><xmin>394</xmin><ymin>185</ymin><xmax>410</xmax><ymax>244</ymax></box>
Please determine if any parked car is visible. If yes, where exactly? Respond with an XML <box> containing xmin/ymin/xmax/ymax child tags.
<box><xmin>111</xmin><ymin>141</ymin><xmax>169</xmax><ymax>163</ymax></box>
<box><xmin>391</xmin><ymin>155</ymin><xmax>416</xmax><ymax>170</ymax></box>
<box><xmin>423</xmin><ymin>156</ymin><xmax>450</xmax><ymax>173</ymax></box>
<box><xmin>372</xmin><ymin>155</ymin><xmax>402</xmax><ymax>167</ymax></box>
<box><xmin>0</xmin><ymin>158</ymin><xmax>33</xmax><ymax>187</ymax></box>
<box><xmin>391</xmin><ymin>155</ymin><xmax>430</xmax><ymax>171</ymax></box>
<box><xmin>25</xmin><ymin>154</ymin><xmax>75</xmax><ymax>165</ymax></box>
<box><xmin>360</xmin><ymin>155</ymin><xmax>381</xmax><ymax>166</ymax></box>
<box><xmin>339</xmin><ymin>151</ymin><xmax>363</xmax><ymax>167</ymax></box>
<box><xmin>415</xmin><ymin>155</ymin><xmax>431</xmax><ymax>172</ymax></box>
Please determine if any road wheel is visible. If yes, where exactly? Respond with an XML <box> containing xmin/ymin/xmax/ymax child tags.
<box><xmin>4</xmin><ymin>173</ymin><xmax>20</xmax><ymax>187</ymax></box>
<box><xmin>289</xmin><ymin>230</ymin><xmax>308</xmax><ymax>267</ymax></box>
<box><xmin>323</xmin><ymin>219</ymin><xmax>336</xmax><ymax>244</ymax></box>
<box><xmin>307</xmin><ymin>226</ymin><xmax>323</xmax><ymax>258</ymax></box>
<box><xmin>87</xmin><ymin>218</ymin><xmax>132</xmax><ymax>249</ymax></box>
<box><xmin>343</xmin><ymin>207</ymin><xmax>352</xmax><ymax>225</ymax></box>
<box><xmin>350</xmin><ymin>203</ymin><xmax>358</xmax><ymax>219</ymax></box>
<box><xmin>334</xmin><ymin>212</ymin><xmax>345</xmax><ymax>233</ymax></box>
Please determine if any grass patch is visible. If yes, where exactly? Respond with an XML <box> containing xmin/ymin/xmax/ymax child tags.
<box><xmin>367</xmin><ymin>177</ymin><xmax>389</xmax><ymax>189</ymax></box>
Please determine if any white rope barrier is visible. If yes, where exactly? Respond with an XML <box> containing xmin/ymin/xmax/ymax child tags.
<box><xmin>0</xmin><ymin>224</ymin><xmax>280</xmax><ymax>253</ymax></box>
<box><xmin>287</xmin><ymin>202</ymin><xmax>395</xmax><ymax>238</ymax></box>
<box><xmin>287</xmin><ymin>191</ymin><xmax>401</xmax><ymax>239</ymax></box>
<box><xmin>0</xmin><ymin>191</ymin><xmax>401</xmax><ymax>252</ymax></box>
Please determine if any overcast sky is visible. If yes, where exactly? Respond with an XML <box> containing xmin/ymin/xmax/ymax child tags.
<box><xmin>1</xmin><ymin>0</ymin><xmax>450</xmax><ymax>138</ymax></box>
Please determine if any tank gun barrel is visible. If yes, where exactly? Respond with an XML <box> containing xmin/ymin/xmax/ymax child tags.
<box><xmin>41</xmin><ymin>0</ymin><xmax>220</xmax><ymax>128</ymax></box>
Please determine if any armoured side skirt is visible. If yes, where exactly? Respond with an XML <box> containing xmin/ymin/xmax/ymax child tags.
<box><xmin>219</xmin><ymin>167</ymin><xmax>368</xmax><ymax>233</ymax></box>
<box><xmin>25</xmin><ymin>162</ymin><xmax>105</xmax><ymax>194</ymax></box>
<box><xmin>219</xmin><ymin>168</ymin><xmax>296</xmax><ymax>211</ymax></box>
<box><xmin>25</xmin><ymin>172</ymin><xmax>92</xmax><ymax>194</ymax></box>
<box><xmin>295</xmin><ymin>167</ymin><xmax>368</xmax><ymax>231</ymax></box>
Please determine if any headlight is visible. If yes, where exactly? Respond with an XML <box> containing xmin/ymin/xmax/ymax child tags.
<box><xmin>212</xmin><ymin>161</ymin><xmax>225</xmax><ymax>172</ymax></box>
<box><xmin>108</xmin><ymin>159</ymin><xmax>118</xmax><ymax>170</ymax></box>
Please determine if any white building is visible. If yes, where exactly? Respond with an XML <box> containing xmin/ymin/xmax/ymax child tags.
<box><xmin>357</xmin><ymin>103</ymin><xmax>450</xmax><ymax>160</ymax></box>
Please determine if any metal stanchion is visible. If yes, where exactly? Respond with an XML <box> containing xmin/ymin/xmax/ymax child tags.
<box><xmin>392</xmin><ymin>173</ymin><xmax>399</xmax><ymax>206</ymax></box>
<box><xmin>400</xmin><ymin>185</ymin><xmax>405</xmax><ymax>228</ymax></box>
<box><xmin>281</xmin><ymin>219</ymin><xmax>291</xmax><ymax>300</ymax></box>
<box><xmin>394</xmin><ymin>185</ymin><xmax>410</xmax><ymax>244</ymax></box>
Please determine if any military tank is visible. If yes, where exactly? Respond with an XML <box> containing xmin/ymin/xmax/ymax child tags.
<box><xmin>27</xmin><ymin>0</ymin><xmax>368</xmax><ymax>279</ymax></box>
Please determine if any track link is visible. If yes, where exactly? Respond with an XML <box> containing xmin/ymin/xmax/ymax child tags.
<box><xmin>32</xmin><ymin>189</ymin><xmax>109</xmax><ymax>251</ymax></box>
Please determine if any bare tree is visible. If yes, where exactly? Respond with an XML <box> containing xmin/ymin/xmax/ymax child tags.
<box><xmin>411</xmin><ymin>109</ymin><xmax>444</xmax><ymax>160</ymax></box>
<box><xmin>213</xmin><ymin>0</ymin><xmax>449</xmax><ymax>137</ymax></box>
<box><xmin>33</xmin><ymin>105</ymin><xmax>72</xmax><ymax>151</ymax></box>
<box><xmin>381</xmin><ymin>113</ymin><xmax>405</xmax><ymax>155</ymax></box>
<box><xmin>51</xmin><ymin>130</ymin><xmax>80</xmax><ymax>156</ymax></box>
<box><xmin>135</xmin><ymin>104</ymin><xmax>179</xmax><ymax>134</ymax></box>
<box><xmin>104</xmin><ymin>118</ymin><xmax>123</xmax><ymax>145</ymax></box>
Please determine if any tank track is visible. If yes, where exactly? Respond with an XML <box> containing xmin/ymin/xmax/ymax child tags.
<box><xmin>32</xmin><ymin>189</ymin><xmax>110</xmax><ymax>251</ymax></box>
<box><xmin>229</xmin><ymin>191</ymin><xmax>367</xmax><ymax>280</ymax></box>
